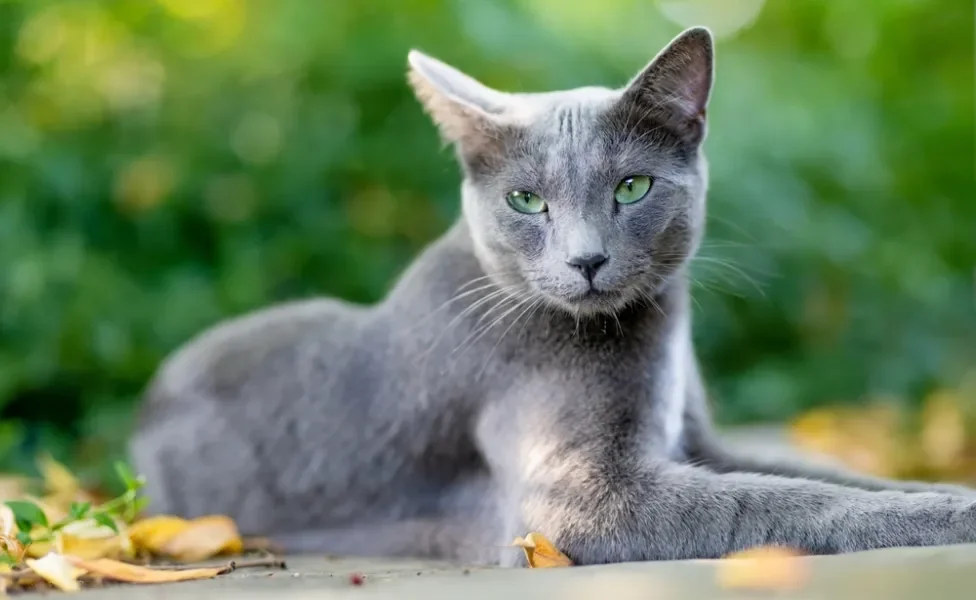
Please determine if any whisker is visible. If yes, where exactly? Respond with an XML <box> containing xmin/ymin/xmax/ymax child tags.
<box><xmin>453</xmin><ymin>290</ymin><xmax>531</xmax><ymax>357</ymax></box>
<box><xmin>476</xmin><ymin>295</ymin><xmax>545</xmax><ymax>379</ymax></box>
<box><xmin>418</xmin><ymin>283</ymin><xmax>525</xmax><ymax>372</ymax></box>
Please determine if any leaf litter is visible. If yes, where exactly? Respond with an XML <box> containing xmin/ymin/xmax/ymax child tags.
<box><xmin>0</xmin><ymin>456</ymin><xmax>285</xmax><ymax>594</ymax></box>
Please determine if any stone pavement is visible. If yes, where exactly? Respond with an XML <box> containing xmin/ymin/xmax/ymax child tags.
<box><xmin>72</xmin><ymin>428</ymin><xmax>976</xmax><ymax>599</ymax></box>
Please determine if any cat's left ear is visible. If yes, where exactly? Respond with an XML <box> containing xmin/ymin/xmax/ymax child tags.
<box><xmin>623</xmin><ymin>27</ymin><xmax>714</xmax><ymax>144</ymax></box>
<box><xmin>407</xmin><ymin>50</ymin><xmax>509</xmax><ymax>152</ymax></box>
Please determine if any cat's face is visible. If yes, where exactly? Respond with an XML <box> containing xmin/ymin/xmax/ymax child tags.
<box><xmin>409</xmin><ymin>28</ymin><xmax>713</xmax><ymax>316</ymax></box>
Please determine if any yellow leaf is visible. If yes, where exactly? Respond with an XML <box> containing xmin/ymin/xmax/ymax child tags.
<box><xmin>37</xmin><ymin>454</ymin><xmax>80</xmax><ymax>498</ymax></box>
<box><xmin>511</xmin><ymin>532</ymin><xmax>573</xmax><ymax>568</ymax></box>
<box><xmin>789</xmin><ymin>408</ymin><xmax>843</xmax><ymax>456</ymax></box>
<box><xmin>717</xmin><ymin>546</ymin><xmax>807</xmax><ymax>591</ymax></box>
<box><xmin>160</xmin><ymin>515</ymin><xmax>242</xmax><ymax>561</ymax></box>
<box><xmin>27</xmin><ymin>519</ymin><xmax>133</xmax><ymax>559</ymax></box>
<box><xmin>0</xmin><ymin>506</ymin><xmax>16</xmax><ymax>539</ymax></box>
<box><xmin>67</xmin><ymin>557</ymin><xmax>224</xmax><ymax>584</ymax></box>
<box><xmin>0</xmin><ymin>562</ymin><xmax>10</xmax><ymax>596</ymax></box>
<box><xmin>128</xmin><ymin>515</ymin><xmax>191</xmax><ymax>550</ymax></box>
<box><xmin>22</xmin><ymin>495</ymin><xmax>70</xmax><ymax>526</ymax></box>
<box><xmin>26</xmin><ymin>519</ymin><xmax>134</xmax><ymax>561</ymax></box>
<box><xmin>920</xmin><ymin>390</ymin><xmax>966</xmax><ymax>471</ymax></box>
<box><xmin>60</xmin><ymin>532</ymin><xmax>133</xmax><ymax>561</ymax></box>
<box><xmin>0</xmin><ymin>535</ymin><xmax>24</xmax><ymax>563</ymax></box>
<box><xmin>130</xmin><ymin>515</ymin><xmax>242</xmax><ymax>561</ymax></box>
<box><xmin>25</xmin><ymin>552</ymin><xmax>87</xmax><ymax>592</ymax></box>
<box><xmin>0</xmin><ymin>477</ymin><xmax>30</xmax><ymax>504</ymax></box>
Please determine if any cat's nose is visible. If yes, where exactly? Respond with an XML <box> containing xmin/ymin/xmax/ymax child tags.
<box><xmin>566</xmin><ymin>253</ymin><xmax>608</xmax><ymax>281</ymax></box>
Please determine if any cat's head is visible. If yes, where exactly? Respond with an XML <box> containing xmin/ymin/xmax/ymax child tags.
<box><xmin>409</xmin><ymin>27</ymin><xmax>713</xmax><ymax>316</ymax></box>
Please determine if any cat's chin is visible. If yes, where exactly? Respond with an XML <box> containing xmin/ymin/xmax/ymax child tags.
<box><xmin>549</xmin><ymin>288</ymin><xmax>633</xmax><ymax>317</ymax></box>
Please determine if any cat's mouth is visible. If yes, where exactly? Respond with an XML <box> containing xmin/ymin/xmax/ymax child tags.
<box><xmin>577</xmin><ymin>287</ymin><xmax>614</xmax><ymax>299</ymax></box>
<box><xmin>528</xmin><ymin>277</ymin><xmax>633</xmax><ymax>315</ymax></box>
<box><xmin>562</xmin><ymin>286</ymin><xmax>627</xmax><ymax>313</ymax></box>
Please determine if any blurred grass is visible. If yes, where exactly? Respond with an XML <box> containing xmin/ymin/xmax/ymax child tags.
<box><xmin>0</xmin><ymin>0</ymin><xmax>972</xmax><ymax>483</ymax></box>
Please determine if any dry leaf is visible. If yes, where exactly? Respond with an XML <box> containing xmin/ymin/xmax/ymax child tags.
<box><xmin>0</xmin><ymin>478</ymin><xmax>30</xmax><ymax>505</ymax></box>
<box><xmin>68</xmin><ymin>557</ymin><xmax>224</xmax><ymax>584</ymax></box>
<box><xmin>0</xmin><ymin>506</ymin><xmax>16</xmax><ymax>540</ymax></box>
<box><xmin>37</xmin><ymin>455</ymin><xmax>80</xmax><ymax>498</ymax></box>
<box><xmin>790</xmin><ymin>403</ymin><xmax>902</xmax><ymax>477</ymax></box>
<box><xmin>130</xmin><ymin>515</ymin><xmax>242</xmax><ymax>561</ymax></box>
<box><xmin>25</xmin><ymin>552</ymin><xmax>87</xmax><ymax>592</ymax></box>
<box><xmin>128</xmin><ymin>516</ymin><xmax>191</xmax><ymax>550</ymax></box>
<box><xmin>920</xmin><ymin>390</ymin><xmax>966</xmax><ymax>471</ymax></box>
<box><xmin>717</xmin><ymin>546</ymin><xmax>807</xmax><ymax>591</ymax></box>
<box><xmin>26</xmin><ymin>519</ymin><xmax>133</xmax><ymax>561</ymax></box>
<box><xmin>511</xmin><ymin>532</ymin><xmax>573</xmax><ymax>568</ymax></box>
<box><xmin>0</xmin><ymin>509</ymin><xmax>25</xmax><ymax>562</ymax></box>
<box><xmin>161</xmin><ymin>516</ymin><xmax>242</xmax><ymax>561</ymax></box>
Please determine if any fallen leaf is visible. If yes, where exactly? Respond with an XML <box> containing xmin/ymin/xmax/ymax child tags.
<box><xmin>790</xmin><ymin>402</ymin><xmax>902</xmax><ymax>477</ymax></box>
<box><xmin>37</xmin><ymin>455</ymin><xmax>80</xmax><ymax>498</ymax></box>
<box><xmin>920</xmin><ymin>390</ymin><xmax>966</xmax><ymax>471</ymax></box>
<box><xmin>25</xmin><ymin>552</ymin><xmax>87</xmax><ymax>592</ymax></box>
<box><xmin>128</xmin><ymin>516</ymin><xmax>190</xmax><ymax>550</ymax></box>
<box><xmin>161</xmin><ymin>516</ymin><xmax>242</xmax><ymax>561</ymax></box>
<box><xmin>130</xmin><ymin>515</ymin><xmax>242</xmax><ymax>562</ymax></box>
<box><xmin>511</xmin><ymin>532</ymin><xmax>573</xmax><ymax>568</ymax></box>
<box><xmin>0</xmin><ymin>537</ymin><xmax>24</xmax><ymax>565</ymax></box>
<box><xmin>0</xmin><ymin>506</ymin><xmax>15</xmax><ymax>539</ymax></box>
<box><xmin>717</xmin><ymin>546</ymin><xmax>807</xmax><ymax>591</ymax></box>
<box><xmin>26</xmin><ymin>518</ymin><xmax>133</xmax><ymax>561</ymax></box>
<box><xmin>0</xmin><ymin>478</ymin><xmax>31</xmax><ymax>505</ymax></box>
<box><xmin>68</xmin><ymin>557</ymin><xmax>224</xmax><ymax>584</ymax></box>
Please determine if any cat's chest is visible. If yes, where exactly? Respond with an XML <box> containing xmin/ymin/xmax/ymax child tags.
<box><xmin>500</xmin><ymin>330</ymin><xmax>689</xmax><ymax>456</ymax></box>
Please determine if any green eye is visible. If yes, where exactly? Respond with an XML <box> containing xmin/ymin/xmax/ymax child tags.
<box><xmin>614</xmin><ymin>176</ymin><xmax>653</xmax><ymax>205</ymax></box>
<box><xmin>506</xmin><ymin>191</ymin><xmax>547</xmax><ymax>214</ymax></box>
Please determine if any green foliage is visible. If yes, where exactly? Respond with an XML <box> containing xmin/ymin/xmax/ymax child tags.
<box><xmin>7</xmin><ymin>500</ymin><xmax>49</xmax><ymax>531</ymax></box>
<box><xmin>1</xmin><ymin>462</ymin><xmax>144</xmax><ymax>558</ymax></box>
<box><xmin>0</xmin><ymin>0</ymin><xmax>972</xmax><ymax>477</ymax></box>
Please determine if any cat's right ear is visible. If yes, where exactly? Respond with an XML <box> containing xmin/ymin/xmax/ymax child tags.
<box><xmin>407</xmin><ymin>50</ymin><xmax>508</xmax><ymax>151</ymax></box>
<box><xmin>622</xmin><ymin>27</ymin><xmax>714</xmax><ymax>145</ymax></box>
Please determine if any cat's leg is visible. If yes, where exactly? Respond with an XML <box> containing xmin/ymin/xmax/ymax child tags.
<box><xmin>477</xmin><ymin>389</ymin><xmax>976</xmax><ymax>565</ymax></box>
<box><xmin>681</xmin><ymin>375</ymin><xmax>976</xmax><ymax>496</ymax></box>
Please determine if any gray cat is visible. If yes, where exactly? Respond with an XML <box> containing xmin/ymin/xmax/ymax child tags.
<box><xmin>130</xmin><ymin>27</ymin><xmax>976</xmax><ymax>565</ymax></box>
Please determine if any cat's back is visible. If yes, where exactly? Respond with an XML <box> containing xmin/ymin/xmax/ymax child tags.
<box><xmin>135</xmin><ymin>220</ymin><xmax>488</xmax><ymax>433</ymax></box>
<box><xmin>138</xmin><ymin>296</ymin><xmax>368</xmax><ymax>423</ymax></box>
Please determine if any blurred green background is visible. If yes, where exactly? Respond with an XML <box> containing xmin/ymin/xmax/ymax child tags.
<box><xmin>0</xmin><ymin>0</ymin><xmax>973</xmax><ymax>482</ymax></box>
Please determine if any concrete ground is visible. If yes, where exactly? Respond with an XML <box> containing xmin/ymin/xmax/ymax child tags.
<box><xmin>72</xmin><ymin>427</ymin><xmax>976</xmax><ymax>599</ymax></box>
<box><xmin>74</xmin><ymin>546</ymin><xmax>976</xmax><ymax>600</ymax></box>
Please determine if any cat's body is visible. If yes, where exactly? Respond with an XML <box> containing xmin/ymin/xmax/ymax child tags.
<box><xmin>131</xmin><ymin>28</ymin><xmax>976</xmax><ymax>565</ymax></box>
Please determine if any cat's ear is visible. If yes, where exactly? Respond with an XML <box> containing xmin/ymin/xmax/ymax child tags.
<box><xmin>622</xmin><ymin>27</ymin><xmax>714</xmax><ymax>144</ymax></box>
<box><xmin>407</xmin><ymin>50</ymin><xmax>509</xmax><ymax>150</ymax></box>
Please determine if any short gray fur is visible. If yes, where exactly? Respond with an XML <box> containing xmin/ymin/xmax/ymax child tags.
<box><xmin>129</xmin><ymin>28</ymin><xmax>976</xmax><ymax>565</ymax></box>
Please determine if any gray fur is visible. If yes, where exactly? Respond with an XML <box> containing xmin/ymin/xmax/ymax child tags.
<box><xmin>130</xmin><ymin>27</ymin><xmax>976</xmax><ymax>565</ymax></box>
